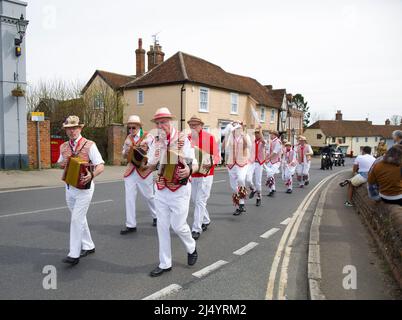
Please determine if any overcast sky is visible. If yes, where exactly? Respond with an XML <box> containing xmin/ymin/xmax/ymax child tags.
<box><xmin>25</xmin><ymin>0</ymin><xmax>402</xmax><ymax>125</ymax></box>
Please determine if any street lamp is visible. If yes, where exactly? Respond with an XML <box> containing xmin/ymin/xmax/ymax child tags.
<box><xmin>14</xmin><ymin>14</ymin><xmax>29</xmax><ymax>56</ymax></box>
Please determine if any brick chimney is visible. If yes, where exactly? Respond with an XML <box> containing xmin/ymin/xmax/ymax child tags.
<box><xmin>147</xmin><ymin>43</ymin><xmax>165</xmax><ymax>71</ymax></box>
<box><xmin>135</xmin><ymin>38</ymin><xmax>146</xmax><ymax>77</ymax></box>
<box><xmin>335</xmin><ymin>110</ymin><xmax>343</xmax><ymax>121</ymax></box>
<box><xmin>265</xmin><ymin>85</ymin><xmax>273</xmax><ymax>91</ymax></box>
<box><xmin>385</xmin><ymin>119</ymin><xmax>390</xmax><ymax>125</ymax></box>
<box><xmin>286</xmin><ymin>94</ymin><xmax>293</xmax><ymax>102</ymax></box>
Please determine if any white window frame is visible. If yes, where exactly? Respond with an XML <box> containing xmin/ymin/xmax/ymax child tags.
<box><xmin>270</xmin><ymin>109</ymin><xmax>275</xmax><ymax>123</ymax></box>
<box><xmin>260</xmin><ymin>107</ymin><xmax>266</xmax><ymax>123</ymax></box>
<box><xmin>137</xmin><ymin>90</ymin><xmax>144</xmax><ymax>105</ymax></box>
<box><xmin>230</xmin><ymin>93</ymin><xmax>239</xmax><ymax>115</ymax></box>
<box><xmin>199</xmin><ymin>87</ymin><xmax>209</xmax><ymax>112</ymax></box>
<box><xmin>94</xmin><ymin>93</ymin><xmax>104</xmax><ymax>110</ymax></box>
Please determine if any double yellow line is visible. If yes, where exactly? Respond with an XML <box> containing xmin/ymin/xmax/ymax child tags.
<box><xmin>265</xmin><ymin>170</ymin><xmax>347</xmax><ymax>300</ymax></box>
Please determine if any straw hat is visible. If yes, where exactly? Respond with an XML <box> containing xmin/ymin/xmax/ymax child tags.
<box><xmin>62</xmin><ymin>115</ymin><xmax>84</xmax><ymax>128</ymax></box>
<box><xmin>284</xmin><ymin>141</ymin><xmax>292</xmax><ymax>147</ymax></box>
<box><xmin>298</xmin><ymin>135</ymin><xmax>307</xmax><ymax>141</ymax></box>
<box><xmin>269</xmin><ymin>130</ymin><xmax>279</xmax><ymax>136</ymax></box>
<box><xmin>127</xmin><ymin>115</ymin><xmax>142</xmax><ymax>125</ymax></box>
<box><xmin>187</xmin><ymin>115</ymin><xmax>204</xmax><ymax>126</ymax></box>
<box><xmin>151</xmin><ymin>107</ymin><xmax>176</xmax><ymax>122</ymax></box>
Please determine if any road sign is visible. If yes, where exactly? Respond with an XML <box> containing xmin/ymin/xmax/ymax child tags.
<box><xmin>31</xmin><ymin>112</ymin><xmax>44</xmax><ymax>121</ymax></box>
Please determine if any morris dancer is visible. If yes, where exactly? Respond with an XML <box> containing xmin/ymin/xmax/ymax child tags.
<box><xmin>147</xmin><ymin>108</ymin><xmax>198</xmax><ymax>277</ymax></box>
<box><xmin>281</xmin><ymin>141</ymin><xmax>297</xmax><ymax>194</ymax></box>
<box><xmin>120</xmin><ymin>115</ymin><xmax>157</xmax><ymax>235</ymax></box>
<box><xmin>247</xmin><ymin>126</ymin><xmax>267</xmax><ymax>206</ymax></box>
<box><xmin>58</xmin><ymin>116</ymin><xmax>105</xmax><ymax>266</ymax></box>
<box><xmin>223</xmin><ymin>120</ymin><xmax>251</xmax><ymax>215</ymax></box>
<box><xmin>265</xmin><ymin>130</ymin><xmax>282</xmax><ymax>196</ymax></box>
<box><xmin>187</xmin><ymin>116</ymin><xmax>220</xmax><ymax>240</ymax></box>
<box><xmin>294</xmin><ymin>135</ymin><xmax>314</xmax><ymax>188</ymax></box>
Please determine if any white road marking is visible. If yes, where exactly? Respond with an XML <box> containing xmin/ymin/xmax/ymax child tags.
<box><xmin>280</xmin><ymin>218</ymin><xmax>291</xmax><ymax>225</ymax></box>
<box><xmin>142</xmin><ymin>284</ymin><xmax>182</xmax><ymax>300</ymax></box>
<box><xmin>277</xmin><ymin>177</ymin><xmax>336</xmax><ymax>300</ymax></box>
<box><xmin>192</xmin><ymin>260</ymin><xmax>228</xmax><ymax>278</ymax></box>
<box><xmin>0</xmin><ymin>179</ymin><xmax>122</xmax><ymax>194</ymax></box>
<box><xmin>0</xmin><ymin>200</ymin><xmax>114</xmax><ymax>219</ymax></box>
<box><xmin>213</xmin><ymin>180</ymin><xmax>226</xmax><ymax>184</ymax></box>
<box><xmin>233</xmin><ymin>242</ymin><xmax>259</xmax><ymax>256</ymax></box>
<box><xmin>260</xmin><ymin>228</ymin><xmax>280</xmax><ymax>239</ymax></box>
<box><xmin>265</xmin><ymin>171</ymin><xmax>342</xmax><ymax>300</ymax></box>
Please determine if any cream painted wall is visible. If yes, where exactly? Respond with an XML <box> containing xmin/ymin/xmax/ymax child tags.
<box><xmin>123</xmin><ymin>84</ymin><xmax>182</xmax><ymax>131</ymax></box>
<box><xmin>304</xmin><ymin>128</ymin><xmax>326</xmax><ymax>147</ymax></box>
<box><xmin>123</xmin><ymin>83</ymin><xmax>279</xmax><ymax>135</ymax></box>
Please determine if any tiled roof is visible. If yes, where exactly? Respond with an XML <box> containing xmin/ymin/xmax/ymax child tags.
<box><xmin>82</xmin><ymin>70</ymin><xmax>135</xmax><ymax>93</ymax></box>
<box><xmin>308</xmin><ymin>120</ymin><xmax>402</xmax><ymax>138</ymax></box>
<box><xmin>124</xmin><ymin>52</ymin><xmax>279</xmax><ymax>109</ymax></box>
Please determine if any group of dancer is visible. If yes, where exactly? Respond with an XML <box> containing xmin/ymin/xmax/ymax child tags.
<box><xmin>58</xmin><ymin>108</ymin><xmax>313</xmax><ymax>277</ymax></box>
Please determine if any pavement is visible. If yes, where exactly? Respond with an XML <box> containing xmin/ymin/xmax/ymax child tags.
<box><xmin>0</xmin><ymin>159</ymin><xmax>400</xmax><ymax>299</ymax></box>
<box><xmin>316</xmin><ymin>171</ymin><xmax>402</xmax><ymax>300</ymax></box>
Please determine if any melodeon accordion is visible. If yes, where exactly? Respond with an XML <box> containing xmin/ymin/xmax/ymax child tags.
<box><xmin>194</xmin><ymin>146</ymin><xmax>213</xmax><ymax>175</ymax></box>
<box><xmin>62</xmin><ymin>156</ymin><xmax>94</xmax><ymax>189</ymax></box>
<box><xmin>158</xmin><ymin>149</ymin><xmax>187</xmax><ymax>185</ymax></box>
<box><xmin>127</xmin><ymin>146</ymin><xmax>148</xmax><ymax>169</ymax></box>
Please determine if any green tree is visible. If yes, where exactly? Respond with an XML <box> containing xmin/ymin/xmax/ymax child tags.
<box><xmin>293</xmin><ymin>93</ymin><xmax>310</xmax><ymax>128</ymax></box>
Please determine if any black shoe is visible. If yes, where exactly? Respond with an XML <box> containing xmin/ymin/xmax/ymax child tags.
<box><xmin>339</xmin><ymin>180</ymin><xmax>349</xmax><ymax>187</ymax></box>
<box><xmin>233</xmin><ymin>208</ymin><xmax>242</xmax><ymax>216</ymax></box>
<box><xmin>249</xmin><ymin>190</ymin><xmax>256</xmax><ymax>199</ymax></box>
<box><xmin>152</xmin><ymin>218</ymin><xmax>157</xmax><ymax>227</ymax></box>
<box><xmin>268</xmin><ymin>191</ymin><xmax>274</xmax><ymax>197</ymax></box>
<box><xmin>272</xmin><ymin>189</ymin><xmax>276</xmax><ymax>193</ymax></box>
<box><xmin>239</xmin><ymin>204</ymin><xmax>246</xmax><ymax>213</ymax></box>
<box><xmin>62</xmin><ymin>256</ymin><xmax>79</xmax><ymax>265</ymax></box>
<box><xmin>304</xmin><ymin>180</ymin><xmax>309</xmax><ymax>186</ymax></box>
<box><xmin>256</xmin><ymin>198</ymin><xmax>261</xmax><ymax>206</ymax></box>
<box><xmin>201</xmin><ymin>223</ymin><xmax>210</xmax><ymax>232</ymax></box>
<box><xmin>192</xmin><ymin>231</ymin><xmax>200</xmax><ymax>240</ymax></box>
<box><xmin>120</xmin><ymin>227</ymin><xmax>137</xmax><ymax>235</ymax></box>
<box><xmin>80</xmin><ymin>248</ymin><xmax>95</xmax><ymax>258</ymax></box>
<box><xmin>149</xmin><ymin>266</ymin><xmax>172</xmax><ymax>277</ymax></box>
<box><xmin>286</xmin><ymin>189</ymin><xmax>292</xmax><ymax>194</ymax></box>
<box><xmin>188</xmin><ymin>249</ymin><xmax>198</xmax><ymax>266</ymax></box>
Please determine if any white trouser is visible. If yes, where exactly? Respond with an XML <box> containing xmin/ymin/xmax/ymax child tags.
<box><xmin>264</xmin><ymin>162</ymin><xmax>281</xmax><ymax>191</ymax></box>
<box><xmin>296</xmin><ymin>162</ymin><xmax>311</xmax><ymax>185</ymax></box>
<box><xmin>124</xmin><ymin>171</ymin><xmax>157</xmax><ymax>228</ymax></box>
<box><xmin>228</xmin><ymin>165</ymin><xmax>248</xmax><ymax>204</ymax></box>
<box><xmin>282</xmin><ymin>165</ymin><xmax>296</xmax><ymax>190</ymax></box>
<box><xmin>191</xmin><ymin>175</ymin><xmax>213</xmax><ymax>233</ymax></box>
<box><xmin>155</xmin><ymin>184</ymin><xmax>196</xmax><ymax>269</ymax></box>
<box><xmin>246</xmin><ymin>162</ymin><xmax>264</xmax><ymax>192</ymax></box>
<box><xmin>65</xmin><ymin>183</ymin><xmax>95</xmax><ymax>258</ymax></box>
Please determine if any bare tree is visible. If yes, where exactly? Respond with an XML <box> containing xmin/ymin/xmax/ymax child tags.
<box><xmin>391</xmin><ymin>114</ymin><xmax>402</xmax><ymax>125</ymax></box>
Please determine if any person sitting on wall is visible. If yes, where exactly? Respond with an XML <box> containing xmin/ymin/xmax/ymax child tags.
<box><xmin>340</xmin><ymin>146</ymin><xmax>376</xmax><ymax>207</ymax></box>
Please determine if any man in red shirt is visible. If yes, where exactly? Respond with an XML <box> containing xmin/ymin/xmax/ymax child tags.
<box><xmin>188</xmin><ymin>116</ymin><xmax>220</xmax><ymax>240</ymax></box>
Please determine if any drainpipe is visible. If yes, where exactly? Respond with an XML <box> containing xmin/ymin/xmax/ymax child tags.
<box><xmin>180</xmin><ymin>84</ymin><xmax>186</xmax><ymax>131</ymax></box>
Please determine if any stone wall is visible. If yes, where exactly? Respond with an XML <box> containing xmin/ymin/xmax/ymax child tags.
<box><xmin>353</xmin><ymin>185</ymin><xmax>402</xmax><ymax>288</ymax></box>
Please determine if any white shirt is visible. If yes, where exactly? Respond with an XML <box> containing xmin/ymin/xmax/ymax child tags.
<box><xmin>57</xmin><ymin>135</ymin><xmax>104</xmax><ymax>166</ymax></box>
<box><xmin>122</xmin><ymin>131</ymin><xmax>154</xmax><ymax>156</ymax></box>
<box><xmin>354</xmin><ymin>154</ymin><xmax>376</xmax><ymax>173</ymax></box>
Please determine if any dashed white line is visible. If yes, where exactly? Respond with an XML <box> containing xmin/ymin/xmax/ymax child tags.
<box><xmin>280</xmin><ymin>218</ymin><xmax>292</xmax><ymax>225</ymax></box>
<box><xmin>233</xmin><ymin>242</ymin><xmax>259</xmax><ymax>256</ymax></box>
<box><xmin>192</xmin><ymin>260</ymin><xmax>228</xmax><ymax>278</ymax></box>
<box><xmin>260</xmin><ymin>228</ymin><xmax>280</xmax><ymax>239</ymax></box>
<box><xmin>142</xmin><ymin>284</ymin><xmax>182</xmax><ymax>300</ymax></box>
<box><xmin>0</xmin><ymin>200</ymin><xmax>114</xmax><ymax>219</ymax></box>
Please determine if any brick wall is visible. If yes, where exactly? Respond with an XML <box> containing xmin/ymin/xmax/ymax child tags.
<box><xmin>353</xmin><ymin>185</ymin><xmax>402</xmax><ymax>289</ymax></box>
<box><xmin>108</xmin><ymin>123</ymin><xmax>125</xmax><ymax>165</ymax></box>
<box><xmin>27</xmin><ymin>120</ymin><xmax>51</xmax><ymax>169</ymax></box>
